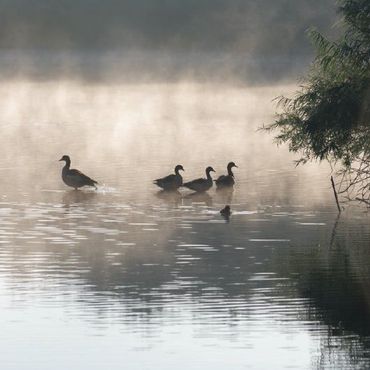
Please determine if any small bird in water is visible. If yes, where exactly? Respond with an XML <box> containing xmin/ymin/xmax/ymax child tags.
<box><xmin>154</xmin><ymin>164</ymin><xmax>184</xmax><ymax>191</ymax></box>
<box><xmin>220</xmin><ymin>205</ymin><xmax>231</xmax><ymax>217</ymax></box>
<box><xmin>215</xmin><ymin>162</ymin><xmax>238</xmax><ymax>188</ymax></box>
<box><xmin>220</xmin><ymin>205</ymin><xmax>231</xmax><ymax>221</ymax></box>
<box><xmin>183</xmin><ymin>166</ymin><xmax>215</xmax><ymax>192</ymax></box>
<box><xmin>59</xmin><ymin>155</ymin><xmax>98</xmax><ymax>190</ymax></box>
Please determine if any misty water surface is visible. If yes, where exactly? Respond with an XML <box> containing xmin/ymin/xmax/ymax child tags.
<box><xmin>0</xmin><ymin>81</ymin><xmax>369</xmax><ymax>370</ymax></box>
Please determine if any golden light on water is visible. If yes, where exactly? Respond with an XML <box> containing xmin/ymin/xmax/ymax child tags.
<box><xmin>0</xmin><ymin>79</ymin><xmax>322</xmax><ymax>194</ymax></box>
<box><xmin>0</xmin><ymin>78</ymin><xmax>368</xmax><ymax>370</ymax></box>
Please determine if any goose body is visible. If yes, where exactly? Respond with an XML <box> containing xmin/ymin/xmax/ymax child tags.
<box><xmin>59</xmin><ymin>155</ymin><xmax>98</xmax><ymax>190</ymax></box>
<box><xmin>183</xmin><ymin>166</ymin><xmax>215</xmax><ymax>192</ymax></box>
<box><xmin>154</xmin><ymin>165</ymin><xmax>184</xmax><ymax>191</ymax></box>
<box><xmin>215</xmin><ymin>162</ymin><xmax>238</xmax><ymax>188</ymax></box>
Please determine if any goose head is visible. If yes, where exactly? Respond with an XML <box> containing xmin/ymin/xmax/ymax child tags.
<box><xmin>59</xmin><ymin>155</ymin><xmax>70</xmax><ymax>162</ymax></box>
<box><xmin>227</xmin><ymin>162</ymin><xmax>238</xmax><ymax>176</ymax></box>
<box><xmin>227</xmin><ymin>162</ymin><xmax>238</xmax><ymax>170</ymax></box>
<box><xmin>175</xmin><ymin>164</ymin><xmax>185</xmax><ymax>174</ymax></box>
<box><xmin>59</xmin><ymin>155</ymin><xmax>71</xmax><ymax>166</ymax></box>
<box><xmin>206</xmin><ymin>166</ymin><xmax>216</xmax><ymax>175</ymax></box>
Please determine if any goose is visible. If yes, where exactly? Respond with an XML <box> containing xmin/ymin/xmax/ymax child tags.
<box><xmin>220</xmin><ymin>205</ymin><xmax>231</xmax><ymax>217</ymax></box>
<box><xmin>183</xmin><ymin>166</ymin><xmax>215</xmax><ymax>192</ymax></box>
<box><xmin>154</xmin><ymin>165</ymin><xmax>184</xmax><ymax>191</ymax></box>
<box><xmin>215</xmin><ymin>162</ymin><xmax>238</xmax><ymax>188</ymax></box>
<box><xmin>220</xmin><ymin>205</ymin><xmax>231</xmax><ymax>222</ymax></box>
<box><xmin>59</xmin><ymin>155</ymin><xmax>98</xmax><ymax>190</ymax></box>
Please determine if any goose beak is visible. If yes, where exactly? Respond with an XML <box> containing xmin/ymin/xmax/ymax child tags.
<box><xmin>58</xmin><ymin>158</ymin><xmax>63</xmax><ymax>161</ymax></box>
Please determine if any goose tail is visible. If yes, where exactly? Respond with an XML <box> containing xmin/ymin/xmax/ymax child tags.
<box><xmin>88</xmin><ymin>178</ymin><xmax>98</xmax><ymax>188</ymax></box>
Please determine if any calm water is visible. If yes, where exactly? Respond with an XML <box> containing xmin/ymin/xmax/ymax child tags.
<box><xmin>0</xmin><ymin>82</ymin><xmax>369</xmax><ymax>369</ymax></box>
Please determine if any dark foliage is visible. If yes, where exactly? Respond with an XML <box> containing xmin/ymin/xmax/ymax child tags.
<box><xmin>265</xmin><ymin>0</ymin><xmax>370</xmax><ymax>204</ymax></box>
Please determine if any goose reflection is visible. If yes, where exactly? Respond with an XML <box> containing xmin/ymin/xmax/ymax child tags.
<box><xmin>183</xmin><ymin>191</ymin><xmax>213</xmax><ymax>206</ymax></box>
<box><xmin>215</xmin><ymin>186</ymin><xmax>234</xmax><ymax>204</ymax></box>
<box><xmin>155</xmin><ymin>189</ymin><xmax>183</xmax><ymax>206</ymax></box>
<box><xmin>62</xmin><ymin>189</ymin><xmax>97</xmax><ymax>206</ymax></box>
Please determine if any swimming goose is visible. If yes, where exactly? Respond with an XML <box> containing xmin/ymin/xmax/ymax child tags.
<box><xmin>220</xmin><ymin>205</ymin><xmax>231</xmax><ymax>222</ymax></box>
<box><xmin>215</xmin><ymin>162</ymin><xmax>238</xmax><ymax>188</ymax></box>
<box><xmin>59</xmin><ymin>155</ymin><xmax>98</xmax><ymax>190</ymax></box>
<box><xmin>154</xmin><ymin>165</ymin><xmax>184</xmax><ymax>191</ymax></box>
<box><xmin>183</xmin><ymin>166</ymin><xmax>215</xmax><ymax>192</ymax></box>
<box><xmin>220</xmin><ymin>205</ymin><xmax>231</xmax><ymax>217</ymax></box>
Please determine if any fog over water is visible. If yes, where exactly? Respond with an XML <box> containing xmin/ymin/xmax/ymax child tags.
<box><xmin>0</xmin><ymin>81</ymin><xmax>327</xmax><ymax>202</ymax></box>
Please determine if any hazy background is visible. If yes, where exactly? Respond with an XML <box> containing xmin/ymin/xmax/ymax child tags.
<box><xmin>0</xmin><ymin>0</ymin><xmax>338</xmax><ymax>84</ymax></box>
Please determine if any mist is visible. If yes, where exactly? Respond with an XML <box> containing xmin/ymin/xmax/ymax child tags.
<box><xmin>0</xmin><ymin>0</ymin><xmax>338</xmax><ymax>84</ymax></box>
<box><xmin>0</xmin><ymin>0</ymin><xmax>340</xmax><ymax>198</ymax></box>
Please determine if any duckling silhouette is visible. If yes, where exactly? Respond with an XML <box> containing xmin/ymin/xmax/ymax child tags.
<box><xmin>154</xmin><ymin>165</ymin><xmax>184</xmax><ymax>191</ymax></box>
<box><xmin>59</xmin><ymin>155</ymin><xmax>98</xmax><ymax>190</ymax></box>
<box><xmin>215</xmin><ymin>162</ymin><xmax>238</xmax><ymax>188</ymax></box>
<box><xmin>220</xmin><ymin>205</ymin><xmax>232</xmax><ymax>222</ymax></box>
<box><xmin>183</xmin><ymin>166</ymin><xmax>215</xmax><ymax>193</ymax></box>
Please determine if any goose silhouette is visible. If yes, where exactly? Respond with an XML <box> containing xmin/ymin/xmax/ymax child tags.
<box><xmin>59</xmin><ymin>155</ymin><xmax>98</xmax><ymax>190</ymax></box>
<box><xmin>154</xmin><ymin>165</ymin><xmax>184</xmax><ymax>191</ymax></box>
<box><xmin>183</xmin><ymin>166</ymin><xmax>215</xmax><ymax>192</ymax></box>
<box><xmin>215</xmin><ymin>162</ymin><xmax>238</xmax><ymax>188</ymax></box>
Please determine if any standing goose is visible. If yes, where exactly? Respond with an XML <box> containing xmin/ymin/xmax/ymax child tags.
<box><xmin>154</xmin><ymin>165</ymin><xmax>184</xmax><ymax>191</ymax></box>
<box><xmin>59</xmin><ymin>155</ymin><xmax>98</xmax><ymax>190</ymax></box>
<box><xmin>215</xmin><ymin>162</ymin><xmax>238</xmax><ymax>188</ymax></box>
<box><xmin>183</xmin><ymin>166</ymin><xmax>215</xmax><ymax>192</ymax></box>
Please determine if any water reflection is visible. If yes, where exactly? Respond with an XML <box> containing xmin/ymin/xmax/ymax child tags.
<box><xmin>0</xmin><ymin>82</ymin><xmax>369</xmax><ymax>369</ymax></box>
<box><xmin>155</xmin><ymin>189</ymin><xmax>183</xmax><ymax>206</ymax></box>
<box><xmin>275</xmin><ymin>215</ymin><xmax>370</xmax><ymax>368</ymax></box>
<box><xmin>215</xmin><ymin>187</ymin><xmax>234</xmax><ymax>206</ymax></box>
<box><xmin>183</xmin><ymin>191</ymin><xmax>213</xmax><ymax>206</ymax></box>
<box><xmin>62</xmin><ymin>189</ymin><xmax>97</xmax><ymax>205</ymax></box>
<box><xmin>1</xmin><ymin>194</ymin><xmax>369</xmax><ymax>368</ymax></box>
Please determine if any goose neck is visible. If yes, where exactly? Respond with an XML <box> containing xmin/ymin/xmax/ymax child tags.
<box><xmin>64</xmin><ymin>158</ymin><xmax>71</xmax><ymax>170</ymax></box>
